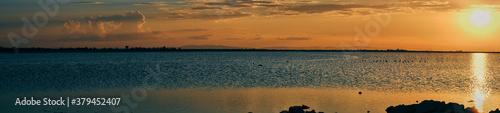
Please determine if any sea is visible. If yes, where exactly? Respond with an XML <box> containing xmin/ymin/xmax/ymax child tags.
<box><xmin>1</xmin><ymin>52</ymin><xmax>499</xmax><ymax>113</ymax></box>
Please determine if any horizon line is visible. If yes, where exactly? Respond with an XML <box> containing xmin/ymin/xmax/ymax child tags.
<box><xmin>0</xmin><ymin>46</ymin><xmax>498</xmax><ymax>53</ymax></box>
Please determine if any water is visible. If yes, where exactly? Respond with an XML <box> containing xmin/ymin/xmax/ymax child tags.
<box><xmin>1</xmin><ymin>52</ymin><xmax>500</xmax><ymax>113</ymax></box>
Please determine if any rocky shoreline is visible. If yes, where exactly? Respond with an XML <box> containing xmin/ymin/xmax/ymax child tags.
<box><xmin>261</xmin><ymin>100</ymin><xmax>500</xmax><ymax>113</ymax></box>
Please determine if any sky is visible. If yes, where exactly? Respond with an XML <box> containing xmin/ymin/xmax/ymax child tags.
<box><xmin>1</xmin><ymin>0</ymin><xmax>500</xmax><ymax>51</ymax></box>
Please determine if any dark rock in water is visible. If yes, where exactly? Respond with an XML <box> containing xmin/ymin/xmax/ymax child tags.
<box><xmin>386</xmin><ymin>100</ymin><xmax>479</xmax><ymax>113</ymax></box>
<box><xmin>490</xmin><ymin>108</ymin><xmax>500</xmax><ymax>113</ymax></box>
<box><xmin>301</xmin><ymin>105</ymin><xmax>310</xmax><ymax>109</ymax></box>
<box><xmin>289</xmin><ymin>106</ymin><xmax>304</xmax><ymax>113</ymax></box>
<box><xmin>386</xmin><ymin>104</ymin><xmax>416</xmax><ymax>113</ymax></box>
<box><xmin>466</xmin><ymin>107</ymin><xmax>478</xmax><ymax>113</ymax></box>
<box><xmin>359</xmin><ymin>91</ymin><xmax>362</xmax><ymax>94</ymax></box>
<box><xmin>279</xmin><ymin>105</ymin><xmax>323</xmax><ymax>113</ymax></box>
<box><xmin>280</xmin><ymin>110</ymin><xmax>289</xmax><ymax>113</ymax></box>
<box><xmin>414</xmin><ymin>100</ymin><xmax>446</xmax><ymax>113</ymax></box>
<box><xmin>305</xmin><ymin>110</ymin><xmax>316</xmax><ymax>113</ymax></box>
<box><xmin>258</xmin><ymin>64</ymin><xmax>263</xmax><ymax>66</ymax></box>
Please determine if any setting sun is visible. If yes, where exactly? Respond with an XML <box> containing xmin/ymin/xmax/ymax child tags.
<box><xmin>470</xmin><ymin>9</ymin><xmax>491</xmax><ymax>28</ymax></box>
<box><xmin>456</xmin><ymin>6</ymin><xmax>500</xmax><ymax>37</ymax></box>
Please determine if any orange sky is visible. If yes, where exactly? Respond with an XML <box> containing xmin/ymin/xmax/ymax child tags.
<box><xmin>2</xmin><ymin>0</ymin><xmax>500</xmax><ymax>51</ymax></box>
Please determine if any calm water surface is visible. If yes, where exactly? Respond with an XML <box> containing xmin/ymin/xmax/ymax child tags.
<box><xmin>1</xmin><ymin>52</ymin><xmax>500</xmax><ymax>113</ymax></box>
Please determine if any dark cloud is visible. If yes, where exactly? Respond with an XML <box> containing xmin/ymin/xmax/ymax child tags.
<box><xmin>187</xmin><ymin>34</ymin><xmax>212</xmax><ymax>40</ymax></box>
<box><xmin>72</xmin><ymin>2</ymin><xmax>103</xmax><ymax>4</ymax></box>
<box><xmin>204</xmin><ymin>0</ymin><xmax>274</xmax><ymax>6</ymax></box>
<box><xmin>258</xmin><ymin>4</ymin><xmax>284</xmax><ymax>7</ymax></box>
<box><xmin>191</xmin><ymin>6</ymin><xmax>222</xmax><ymax>10</ymax></box>
<box><xmin>277</xmin><ymin>37</ymin><xmax>311</xmax><ymax>40</ymax></box>
<box><xmin>134</xmin><ymin>2</ymin><xmax>166</xmax><ymax>6</ymax></box>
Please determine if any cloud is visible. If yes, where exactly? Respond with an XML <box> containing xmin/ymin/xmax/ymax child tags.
<box><xmin>187</xmin><ymin>34</ymin><xmax>212</xmax><ymax>40</ymax></box>
<box><xmin>71</xmin><ymin>2</ymin><xmax>103</xmax><ymax>5</ymax></box>
<box><xmin>156</xmin><ymin>0</ymin><xmax>285</xmax><ymax>20</ymax></box>
<box><xmin>61</xmin><ymin>11</ymin><xmax>161</xmax><ymax>41</ymax></box>
<box><xmin>403</xmin><ymin>0</ymin><xmax>465</xmax><ymax>12</ymax></box>
<box><xmin>134</xmin><ymin>2</ymin><xmax>166</xmax><ymax>6</ymax></box>
<box><xmin>155</xmin><ymin>0</ymin><xmax>467</xmax><ymax>20</ymax></box>
<box><xmin>252</xmin><ymin>37</ymin><xmax>262</xmax><ymax>40</ymax></box>
<box><xmin>160</xmin><ymin>9</ymin><xmax>252</xmax><ymax>20</ymax></box>
<box><xmin>191</xmin><ymin>6</ymin><xmax>222</xmax><ymax>10</ymax></box>
<box><xmin>225</xmin><ymin>38</ymin><xmax>245</xmax><ymax>40</ymax></box>
<box><xmin>280</xmin><ymin>4</ymin><xmax>388</xmax><ymax>14</ymax></box>
<box><xmin>277</xmin><ymin>37</ymin><xmax>311</xmax><ymax>40</ymax></box>
<box><xmin>170</xmin><ymin>28</ymin><xmax>210</xmax><ymax>32</ymax></box>
<box><xmin>258</xmin><ymin>4</ymin><xmax>284</xmax><ymax>7</ymax></box>
<box><xmin>58</xmin><ymin>31</ymin><xmax>163</xmax><ymax>41</ymax></box>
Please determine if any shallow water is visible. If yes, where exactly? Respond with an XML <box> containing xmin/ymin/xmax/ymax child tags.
<box><xmin>1</xmin><ymin>52</ymin><xmax>500</xmax><ymax>112</ymax></box>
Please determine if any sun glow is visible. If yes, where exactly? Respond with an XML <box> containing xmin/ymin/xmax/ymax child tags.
<box><xmin>470</xmin><ymin>9</ymin><xmax>491</xmax><ymax>28</ymax></box>
<box><xmin>457</xmin><ymin>6</ymin><xmax>500</xmax><ymax>36</ymax></box>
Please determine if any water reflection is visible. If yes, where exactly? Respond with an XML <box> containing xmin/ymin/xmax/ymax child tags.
<box><xmin>472</xmin><ymin>53</ymin><xmax>489</xmax><ymax>112</ymax></box>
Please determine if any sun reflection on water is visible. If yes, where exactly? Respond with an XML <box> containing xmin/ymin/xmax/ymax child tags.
<box><xmin>472</xmin><ymin>53</ymin><xmax>489</xmax><ymax>112</ymax></box>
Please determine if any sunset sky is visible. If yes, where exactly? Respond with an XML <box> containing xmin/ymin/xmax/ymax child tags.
<box><xmin>1</xmin><ymin>0</ymin><xmax>500</xmax><ymax>51</ymax></box>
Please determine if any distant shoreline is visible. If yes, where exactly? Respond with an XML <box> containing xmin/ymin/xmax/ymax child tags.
<box><xmin>0</xmin><ymin>47</ymin><xmax>497</xmax><ymax>53</ymax></box>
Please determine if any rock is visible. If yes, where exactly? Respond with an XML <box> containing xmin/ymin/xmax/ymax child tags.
<box><xmin>289</xmin><ymin>106</ymin><xmax>304</xmax><ymax>113</ymax></box>
<box><xmin>305</xmin><ymin>110</ymin><xmax>316</xmax><ymax>113</ymax></box>
<box><xmin>386</xmin><ymin>104</ymin><xmax>416</xmax><ymax>113</ymax></box>
<box><xmin>301</xmin><ymin>105</ymin><xmax>310</xmax><ymax>109</ymax></box>
<box><xmin>386</xmin><ymin>100</ymin><xmax>472</xmax><ymax>113</ymax></box>
<box><xmin>414</xmin><ymin>100</ymin><xmax>446</xmax><ymax>113</ymax></box>
<box><xmin>280</xmin><ymin>110</ymin><xmax>289</xmax><ymax>113</ymax></box>
<box><xmin>279</xmin><ymin>105</ymin><xmax>323</xmax><ymax>113</ymax></box>
<box><xmin>490</xmin><ymin>108</ymin><xmax>500</xmax><ymax>113</ymax></box>
<box><xmin>465</xmin><ymin>107</ymin><xmax>478</xmax><ymax>113</ymax></box>
<box><xmin>449</xmin><ymin>102</ymin><xmax>465</xmax><ymax>113</ymax></box>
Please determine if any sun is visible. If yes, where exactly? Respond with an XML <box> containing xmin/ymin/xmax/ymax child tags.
<box><xmin>456</xmin><ymin>6</ymin><xmax>499</xmax><ymax>36</ymax></box>
<box><xmin>470</xmin><ymin>9</ymin><xmax>491</xmax><ymax>28</ymax></box>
